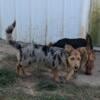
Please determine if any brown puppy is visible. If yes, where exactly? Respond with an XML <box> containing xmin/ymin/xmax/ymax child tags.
<box><xmin>76</xmin><ymin>47</ymin><xmax>95</xmax><ymax>75</ymax></box>
<box><xmin>64</xmin><ymin>45</ymin><xmax>82</xmax><ymax>80</ymax></box>
<box><xmin>85</xmin><ymin>48</ymin><xmax>96</xmax><ymax>75</ymax></box>
<box><xmin>48</xmin><ymin>42</ymin><xmax>96</xmax><ymax>75</ymax></box>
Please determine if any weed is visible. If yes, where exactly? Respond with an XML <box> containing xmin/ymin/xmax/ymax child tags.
<box><xmin>0</xmin><ymin>68</ymin><xmax>17</xmax><ymax>87</ymax></box>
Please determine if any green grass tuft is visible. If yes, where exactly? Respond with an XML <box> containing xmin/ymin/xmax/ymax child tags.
<box><xmin>0</xmin><ymin>68</ymin><xmax>17</xmax><ymax>87</ymax></box>
<box><xmin>36</xmin><ymin>79</ymin><xmax>58</xmax><ymax>91</ymax></box>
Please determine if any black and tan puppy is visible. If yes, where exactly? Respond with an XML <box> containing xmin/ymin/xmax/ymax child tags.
<box><xmin>50</xmin><ymin>34</ymin><xmax>93</xmax><ymax>49</ymax></box>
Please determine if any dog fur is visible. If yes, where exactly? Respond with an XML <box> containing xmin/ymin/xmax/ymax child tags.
<box><xmin>48</xmin><ymin>34</ymin><xmax>95</xmax><ymax>75</ymax></box>
<box><xmin>51</xmin><ymin>34</ymin><xmax>93</xmax><ymax>49</ymax></box>
<box><xmin>5</xmin><ymin>21</ymin><xmax>83</xmax><ymax>81</ymax></box>
<box><xmin>6</xmin><ymin>20</ymin><xmax>16</xmax><ymax>42</ymax></box>
<box><xmin>85</xmin><ymin>48</ymin><xmax>96</xmax><ymax>75</ymax></box>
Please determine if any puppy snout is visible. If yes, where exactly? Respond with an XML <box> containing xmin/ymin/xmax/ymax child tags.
<box><xmin>75</xmin><ymin>66</ymin><xmax>78</xmax><ymax>69</ymax></box>
<box><xmin>74</xmin><ymin>66</ymin><xmax>78</xmax><ymax>70</ymax></box>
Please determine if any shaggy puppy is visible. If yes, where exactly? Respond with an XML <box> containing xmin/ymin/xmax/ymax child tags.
<box><xmin>49</xmin><ymin>35</ymin><xmax>95</xmax><ymax>75</ymax></box>
<box><xmin>8</xmin><ymin>40</ymin><xmax>82</xmax><ymax>81</ymax></box>
<box><xmin>5</xmin><ymin>21</ymin><xmax>83</xmax><ymax>81</ymax></box>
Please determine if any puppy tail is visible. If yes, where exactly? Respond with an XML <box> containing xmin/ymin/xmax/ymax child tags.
<box><xmin>86</xmin><ymin>33</ymin><xmax>93</xmax><ymax>49</ymax></box>
<box><xmin>8</xmin><ymin>40</ymin><xmax>22</xmax><ymax>50</ymax></box>
<box><xmin>48</xmin><ymin>42</ymin><xmax>53</xmax><ymax>47</ymax></box>
<box><xmin>6</xmin><ymin>20</ymin><xmax>16</xmax><ymax>42</ymax></box>
<box><xmin>6</xmin><ymin>20</ymin><xmax>16</xmax><ymax>34</ymax></box>
<box><xmin>5</xmin><ymin>20</ymin><xmax>22</xmax><ymax>50</ymax></box>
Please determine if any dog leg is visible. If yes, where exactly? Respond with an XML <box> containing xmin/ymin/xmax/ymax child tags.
<box><xmin>85</xmin><ymin>62</ymin><xmax>94</xmax><ymax>75</ymax></box>
<box><xmin>16</xmin><ymin>64</ymin><xmax>20</xmax><ymax>75</ymax></box>
<box><xmin>66</xmin><ymin>70</ymin><xmax>74</xmax><ymax>80</ymax></box>
<box><xmin>51</xmin><ymin>69</ymin><xmax>59</xmax><ymax>82</ymax></box>
<box><xmin>16</xmin><ymin>64</ymin><xmax>25</xmax><ymax>76</ymax></box>
<box><xmin>20</xmin><ymin>65</ymin><xmax>25</xmax><ymax>75</ymax></box>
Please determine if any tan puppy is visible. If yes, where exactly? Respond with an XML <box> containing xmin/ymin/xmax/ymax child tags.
<box><xmin>77</xmin><ymin>47</ymin><xmax>95</xmax><ymax>75</ymax></box>
<box><xmin>64</xmin><ymin>45</ymin><xmax>82</xmax><ymax>80</ymax></box>
<box><xmin>85</xmin><ymin>48</ymin><xmax>96</xmax><ymax>75</ymax></box>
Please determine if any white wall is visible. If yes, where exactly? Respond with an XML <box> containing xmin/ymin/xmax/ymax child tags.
<box><xmin>0</xmin><ymin>0</ymin><xmax>90</xmax><ymax>44</ymax></box>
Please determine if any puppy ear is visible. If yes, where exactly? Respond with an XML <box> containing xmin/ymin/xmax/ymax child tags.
<box><xmin>64</xmin><ymin>44</ymin><xmax>74</xmax><ymax>53</ymax></box>
<box><xmin>90</xmin><ymin>50</ymin><xmax>96</xmax><ymax>60</ymax></box>
<box><xmin>48</xmin><ymin>42</ymin><xmax>53</xmax><ymax>47</ymax></box>
<box><xmin>77</xmin><ymin>47</ymin><xmax>87</xmax><ymax>55</ymax></box>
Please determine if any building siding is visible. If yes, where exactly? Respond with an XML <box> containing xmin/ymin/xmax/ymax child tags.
<box><xmin>0</xmin><ymin>0</ymin><xmax>90</xmax><ymax>44</ymax></box>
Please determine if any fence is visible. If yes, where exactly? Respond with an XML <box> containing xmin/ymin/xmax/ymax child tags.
<box><xmin>0</xmin><ymin>0</ymin><xmax>90</xmax><ymax>44</ymax></box>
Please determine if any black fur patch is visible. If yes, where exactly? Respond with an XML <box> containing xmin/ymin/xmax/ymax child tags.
<box><xmin>57</xmin><ymin>55</ymin><xmax>62</xmax><ymax>65</ymax></box>
<box><xmin>52</xmin><ymin>55</ymin><xmax>56</xmax><ymax>67</ymax></box>
<box><xmin>32</xmin><ymin>50</ymin><xmax>35</xmax><ymax>56</ymax></box>
<box><xmin>6</xmin><ymin>20</ymin><xmax>16</xmax><ymax>34</ymax></box>
<box><xmin>52</xmin><ymin>61</ymin><xmax>55</xmax><ymax>67</ymax></box>
<box><xmin>28</xmin><ymin>61</ymin><xmax>31</xmax><ymax>65</ymax></box>
<box><xmin>19</xmin><ymin>49</ymin><xmax>22</xmax><ymax>61</ymax></box>
<box><xmin>34</xmin><ymin>44</ymin><xmax>39</xmax><ymax>48</ymax></box>
<box><xmin>42</xmin><ymin>46</ymin><xmax>49</xmax><ymax>56</ymax></box>
<box><xmin>52</xmin><ymin>35</ymin><xmax>93</xmax><ymax>50</ymax></box>
<box><xmin>6</xmin><ymin>28</ymin><xmax>13</xmax><ymax>34</ymax></box>
<box><xmin>53</xmin><ymin>55</ymin><xmax>56</xmax><ymax>60</ymax></box>
<box><xmin>60</xmin><ymin>52</ymin><xmax>63</xmax><ymax>56</ymax></box>
<box><xmin>50</xmin><ymin>49</ymin><xmax>54</xmax><ymax>55</ymax></box>
<box><xmin>9</xmin><ymin>40</ymin><xmax>22</xmax><ymax>50</ymax></box>
<box><xmin>29</xmin><ymin>53</ymin><xmax>32</xmax><ymax>57</ymax></box>
<box><xmin>52</xmin><ymin>38</ymin><xmax>87</xmax><ymax>49</ymax></box>
<box><xmin>12</xmin><ymin>20</ymin><xmax>16</xmax><ymax>27</ymax></box>
<box><xmin>23</xmin><ymin>55</ymin><xmax>26</xmax><ymax>60</ymax></box>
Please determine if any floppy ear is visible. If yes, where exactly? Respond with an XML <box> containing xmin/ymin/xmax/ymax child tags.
<box><xmin>77</xmin><ymin>47</ymin><xmax>87</xmax><ymax>55</ymax></box>
<box><xmin>64</xmin><ymin>44</ymin><xmax>74</xmax><ymax>53</ymax></box>
<box><xmin>48</xmin><ymin>42</ymin><xmax>53</xmax><ymax>47</ymax></box>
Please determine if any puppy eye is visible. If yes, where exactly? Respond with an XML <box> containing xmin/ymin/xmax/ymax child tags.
<box><xmin>70</xmin><ymin>57</ymin><xmax>75</xmax><ymax>60</ymax></box>
<box><xmin>77</xmin><ymin>57</ymin><xmax>81</xmax><ymax>60</ymax></box>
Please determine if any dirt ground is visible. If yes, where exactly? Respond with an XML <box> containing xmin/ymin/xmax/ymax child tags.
<box><xmin>0</xmin><ymin>39</ymin><xmax>100</xmax><ymax>87</ymax></box>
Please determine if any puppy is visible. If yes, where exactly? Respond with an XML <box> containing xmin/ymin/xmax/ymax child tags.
<box><xmin>8</xmin><ymin>41</ymin><xmax>82</xmax><ymax>81</ymax></box>
<box><xmin>5</xmin><ymin>21</ymin><xmax>82</xmax><ymax>81</ymax></box>
<box><xmin>8</xmin><ymin>40</ymin><xmax>83</xmax><ymax>81</ymax></box>
<box><xmin>13</xmin><ymin>42</ymin><xmax>81</xmax><ymax>81</ymax></box>
<box><xmin>85</xmin><ymin>48</ymin><xmax>96</xmax><ymax>75</ymax></box>
<box><xmin>49</xmin><ymin>34</ymin><xmax>95</xmax><ymax>75</ymax></box>
<box><xmin>50</xmin><ymin>34</ymin><xmax>93</xmax><ymax>49</ymax></box>
<box><xmin>64</xmin><ymin>45</ymin><xmax>82</xmax><ymax>80</ymax></box>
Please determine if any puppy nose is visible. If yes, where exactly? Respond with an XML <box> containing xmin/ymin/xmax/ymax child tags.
<box><xmin>75</xmin><ymin>66</ymin><xmax>78</xmax><ymax>70</ymax></box>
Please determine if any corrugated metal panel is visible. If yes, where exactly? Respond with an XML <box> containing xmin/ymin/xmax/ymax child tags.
<box><xmin>80</xmin><ymin>0</ymin><xmax>91</xmax><ymax>38</ymax></box>
<box><xmin>64</xmin><ymin>0</ymin><xmax>83</xmax><ymax>38</ymax></box>
<box><xmin>0</xmin><ymin>0</ymin><xmax>90</xmax><ymax>44</ymax></box>
<box><xmin>47</xmin><ymin>0</ymin><xmax>64</xmax><ymax>43</ymax></box>
<box><xmin>0</xmin><ymin>0</ymin><xmax>15</xmax><ymax>39</ymax></box>
<box><xmin>30</xmin><ymin>0</ymin><xmax>47</xmax><ymax>44</ymax></box>
<box><xmin>15</xmin><ymin>0</ymin><xmax>31</xmax><ymax>42</ymax></box>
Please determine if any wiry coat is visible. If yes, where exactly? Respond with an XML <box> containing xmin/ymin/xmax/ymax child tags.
<box><xmin>49</xmin><ymin>34</ymin><xmax>95</xmax><ymax>75</ymax></box>
<box><xmin>16</xmin><ymin>43</ymin><xmax>68</xmax><ymax>70</ymax></box>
